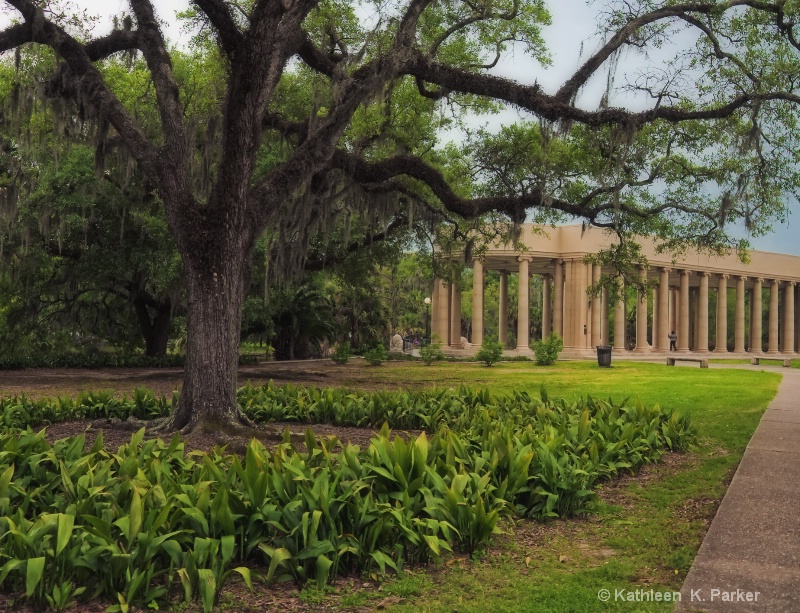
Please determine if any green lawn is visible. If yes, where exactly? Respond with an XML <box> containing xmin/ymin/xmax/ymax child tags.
<box><xmin>289</xmin><ymin>360</ymin><xmax>779</xmax><ymax>613</ymax></box>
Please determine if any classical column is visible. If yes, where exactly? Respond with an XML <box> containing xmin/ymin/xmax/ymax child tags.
<box><xmin>614</xmin><ymin>282</ymin><xmax>626</xmax><ymax>350</ymax></box>
<box><xmin>542</xmin><ymin>274</ymin><xmax>552</xmax><ymax>340</ymax></box>
<box><xmin>768</xmin><ymin>279</ymin><xmax>780</xmax><ymax>354</ymax></box>
<box><xmin>751</xmin><ymin>279</ymin><xmax>763</xmax><ymax>354</ymax></box>
<box><xmin>697</xmin><ymin>272</ymin><xmax>709</xmax><ymax>353</ymax></box>
<box><xmin>692</xmin><ymin>291</ymin><xmax>699</xmax><ymax>350</ymax></box>
<box><xmin>449</xmin><ymin>278</ymin><xmax>462</xmax><ymax>347</ymax></box>
<box><xmin>715</xmin><ymin>274</ymin><xmax>729</xmax><ymax>353</ymax></box>
<box><xmin>601</xmin><ymin>287</ymin><xmax>610</xmax><ymax>345</ymax></box>
<box><xmin>657</xmin><ymin>268</ymin><xmax>670</xmax><ymax>352</ymax></box>
<box><xmin>471</xmin><ymin>259</ymin><xmax>484</xmax><ymax>347</ymax></box>
<box><xmin>553</xmin><ymin>260</ymin><xmax>564</xmax><ymax>338</ymax></box>
<box><xmin>635</xmin><ymin>267</ymin><xmax>649</xmax><ymax>353</ymax></box>
<box><xmin>783</xmin><ymin>282</ymin><xmax>795</xmax><ymax>354</ymax></box>
<box><xmin>678</xmin><ymin>270</ymin><xmax>691</xmax><ymax>352</ymax></box>
<box><xmin>591</xmin><ymin>264</ymin><xmax>602</xmax><ymax>347</ymax></box>
<box><xmin>652</xmin><ymin>288</ymin><xmax>658</xmax><ymax>349</ymax></box>
<box><xmin>796</xmin><ymin>284</ymin><xmax>800</xmax><ymax>355</ymax></box>
<box><xmin>517</xmin><ymin>257</ymin><xmax>531</xmax><ymax>350</ymax></box>
<box><xmin>430</xmin><ymin>279</ymin><xmax>440</xmax><ymax>342</ymax></box>
<box><xmin>735</xmin><ymin>276</ymin><xmax>746</xmax><ymax>353</ymax></box>
<box><xmin>438</xmin><ymin>281</ymin><xmax>451</xmax><ymax>345</ymax></box>
<box><xmin>498</xmin><ymin>271</ymin><xmax>508</xmax><ymax>346</ymax></box>
<box><xmin>670</xmin><ymin>287</ymin><xmax>678</xmax><ymax>338</ymax></box>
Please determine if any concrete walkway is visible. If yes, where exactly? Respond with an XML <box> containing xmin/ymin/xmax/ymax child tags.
<box><xmin>676</xmin><ymin>366</ymin><xmax>800</xmax><ymax>612</ymax></box>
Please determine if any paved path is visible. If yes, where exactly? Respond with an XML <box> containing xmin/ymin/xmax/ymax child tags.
<box><xmin>676</xmin><ymin>366</ymin><xmax>800</xmax><ymax>612</ymax></box>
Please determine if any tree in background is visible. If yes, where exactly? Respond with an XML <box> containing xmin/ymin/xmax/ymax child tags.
<box><xmin>0</xmin><ymin>48</ymin><xmax>183</xmax><ymax>357</ymax></box>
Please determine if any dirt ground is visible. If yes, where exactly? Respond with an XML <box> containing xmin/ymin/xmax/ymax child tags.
<box><xmin>0</xmin><ymin>360</ymin><xmax>381</xmax><ymax>400</ymax></box>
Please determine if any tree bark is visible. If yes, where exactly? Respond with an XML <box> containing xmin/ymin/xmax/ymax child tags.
<box><xmin>164</xmin><ymin>234</ymin><xmax>254</xmax><ymax>433</ymax></box>
<box><xmin>133</xmin><ymin>294</ymin><xmax>172</xmax><ymax>357</ymax></box>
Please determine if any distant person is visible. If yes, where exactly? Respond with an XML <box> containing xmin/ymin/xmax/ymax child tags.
<box><xmin>669</xmin><ymin>330</ymin><xmax>677</xmax><ymax>351</ymax></box>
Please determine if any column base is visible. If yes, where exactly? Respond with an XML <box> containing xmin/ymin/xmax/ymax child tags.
<box><xmin>677</xmin><ymin>348</ymin><xmax>691</xmax><ymax>353</ymax></box>
<box><xmin>695</xmin><ymin>349</ymin><xmax>710</xmax><ymax>354</ymax></box>
<box><xmin>766</xmin><ymin>349</ymin><xmax>781</xmax><ymax>355</ymax></box>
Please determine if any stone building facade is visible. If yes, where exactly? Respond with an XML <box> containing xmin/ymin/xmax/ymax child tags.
<box><xmin>431</xmin><ymin>225</ymin><xmax>800</xmax><ymax>358</ymax></box>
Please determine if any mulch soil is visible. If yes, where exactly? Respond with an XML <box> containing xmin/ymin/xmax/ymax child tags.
<box><xmin>0</xmin><ymin>361</ymin><xmax>398</xmax><ymax>401</ymax></box>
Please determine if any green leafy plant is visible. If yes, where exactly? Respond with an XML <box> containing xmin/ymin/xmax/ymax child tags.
<box><xmin>0</xmin><ymin>382</ymin><xmax>693</xmax><ymax>611</ymax></box>
<box><xmin>419</xmin><ymin>341</ymin><xmax>445</xmax><ymax>366</ymax></box>
<box><xmin>330</xmin><ymin>341</ymin><xmax>352</xmax><ymax>364</ymax></box>
<box><xmin>475</xmin><ymin>340</ymin><xmax>504</xmax><ymax>366</ymax></box>
<box><xmin>532</xmin><ymin>334</ymin><xmax>564</xmax><ymax>365</ymax></box>
<box><xmin>363</xmin><ymin>344</ymin><xmax>388</xmax><ymax>366</ymax></box>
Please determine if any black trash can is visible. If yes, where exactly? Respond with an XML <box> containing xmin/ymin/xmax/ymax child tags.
<box><xmin>596</xmin><ymin>345</ymin><xmax>612</xmax><ymax>367</ymax></box>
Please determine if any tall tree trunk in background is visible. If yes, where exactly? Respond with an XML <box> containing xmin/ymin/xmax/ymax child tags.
<box><xmin>133</xmin><ymin>293</ymin><xmax>172</xmax><ymax>357</ymax></box>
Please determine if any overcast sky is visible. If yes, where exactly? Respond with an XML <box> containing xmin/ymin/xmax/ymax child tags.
<box><xmin>4</xmin><ymin>0</ymin><xmax>798</xmax><ymax>254</ymax></box>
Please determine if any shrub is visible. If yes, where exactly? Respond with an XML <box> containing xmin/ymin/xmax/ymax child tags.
<box><xmin>330</xmin><ymin>341</ymin><xmax>352</xmax><ymax>364</ymax></box>
<box><xmin>419</xmin><ymin>341</ymin><xmax>445</xmax><ymax>366</ymax></box>
<box><xmin>475</xmin><ymin>340</ymin><xmax>504</xmax><ymax>366</ymax></box>
<box><xmin>532</xmin><ymin>333</ymin><xmax>564</xmax><ymax>365</ymax></box>
<box><xmin>363</xmin><ymin>344</ymin><xmax>388</xmax><ymax>366</ymax></box>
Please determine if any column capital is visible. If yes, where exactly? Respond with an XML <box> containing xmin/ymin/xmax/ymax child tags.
<box><xmin>550</xmin><ymin>258</ymin><xmax>564</xmax><ymax>265</ymax></box>
<box><xmin>517</xmin><ymin>255</ymin><xmax>533</xmax><ymax>263</ymax></box>
<box><xmin>698</xmin><ymin>270</ymin><xmax>710</xmax><ymax>277</ymax></box>
<box><xmin>719</xmin><ymin>273</ymin><xmax>730</xmax><ymax>280</ymax></box>
<box><xmin>738</xmin><ymin>275</ymin><xmax>748</xmax><ymax>282</ymax></box>
<box><xmin>755</xmin><ymin>277</ymin><xmax>764</xmax><ymax>283</ymax></box>
<box><xmin>472</xmin><ymin>257</ymin><xmax>483</xmax><ymax>264</ymax></box>
<box><xmin>681</xmin><ymin>269</ymin><xmax>693</xmax><ymax>277</ymax></box>
<box><xmin>660</xmin><ymin>266</ymin><xmax>672</xmax><ymax>273</ymax></box>
<box><xmin>786</xmin><ymin>280</ymin><xmax>797</xmax><ymax>287</ymax></box>
<box><xmin>541</xmin><ymin>272</ymin><xmax>552</xmax><ymax>280</ymax></box>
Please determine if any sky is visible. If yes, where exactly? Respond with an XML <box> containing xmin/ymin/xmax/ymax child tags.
<box><xmin>3</xmin><ymin>0</ymin><xmax>798</xmax><ymax>254</ymax></box>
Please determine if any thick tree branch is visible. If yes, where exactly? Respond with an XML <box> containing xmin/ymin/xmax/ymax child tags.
<box><xmin>406</xmin><ymin>49</ymin><xmax>800</xmax><ymax>127</ymax></box>
<box><xmin>296</xmin><ymin>31</ymin><xmax>338</xmax><ymax>76</ymax></box>
<box><xmin>129</xmin><ymin>0</ymin><xmax>188</xmax><ymax>171</ymax></box>
<box><xmin>0</xmin><ymin>21</ymin><xmax>32</xmax><ymax>52</ymax></box>
<box><xmin>191</xmin><ymin>0</ymin><xmax>244</xmax><ymax>59</ymax></box>
<box><xmin>330</xmin><ymin>147</ymin><xmax>735</xmax><ymax>232</ymax></box>
<box><xmin>84</xmin><ymin>29</ymin><xmax>141</xmax><ymax>61</ymax></box>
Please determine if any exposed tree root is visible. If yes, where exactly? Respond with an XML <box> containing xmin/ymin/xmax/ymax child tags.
<box><xmin>90</xmin><ymin>407</ymin><xmax>268</xmax><ymax>450</ymax></box>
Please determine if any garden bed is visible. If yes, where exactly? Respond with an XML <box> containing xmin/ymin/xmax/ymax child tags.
<box><xmin>0</xmin><ymin>380</ymin><xmax>692</xmax><ymax>612</ymax></box>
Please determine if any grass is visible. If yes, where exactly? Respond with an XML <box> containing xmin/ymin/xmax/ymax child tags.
<box><xmin>282</xmin><ymin>360</ymin><xmax>780</xmax><ymax>612</ymax></box>
<box><xmin>710</xmin><ymin>357</ymin><xmax>800</xmax><ymax>368</ymax></box>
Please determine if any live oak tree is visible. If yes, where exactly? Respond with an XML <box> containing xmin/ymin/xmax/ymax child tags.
<box><xmin>0</xmin><ymin>141</ymin><xmax>182</xmax><ymax>357</ymax></box>
<box><xmin>2</xmin><ymin>0</ymin><xmax>800</xmax><ymax>433</ymax></box>
<box><xmin>0</xmin><ymin>47</ymin><xmax>203</xmax><ymax>357</ymax></box>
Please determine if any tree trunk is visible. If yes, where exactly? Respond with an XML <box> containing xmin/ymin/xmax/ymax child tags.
<box><xmin>133</xmin><ymin>295</ymin><xmax>172</xmax><ymax>357</ymax></box>
<box><xmin>165</xmin><ymin>243</ymin><xmax>252</xmax><ymax>433</ymax></box>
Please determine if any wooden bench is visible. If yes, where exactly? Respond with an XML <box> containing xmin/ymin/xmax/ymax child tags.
<box><xmin>751</xmin><ymin>357</ymin><xmax>792</xmax><ymax>367</ymax></box>
<box><xmin>667</xmin><ymin>357</ymin><xmax>709</xmax><ymax>368</ymax></box>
